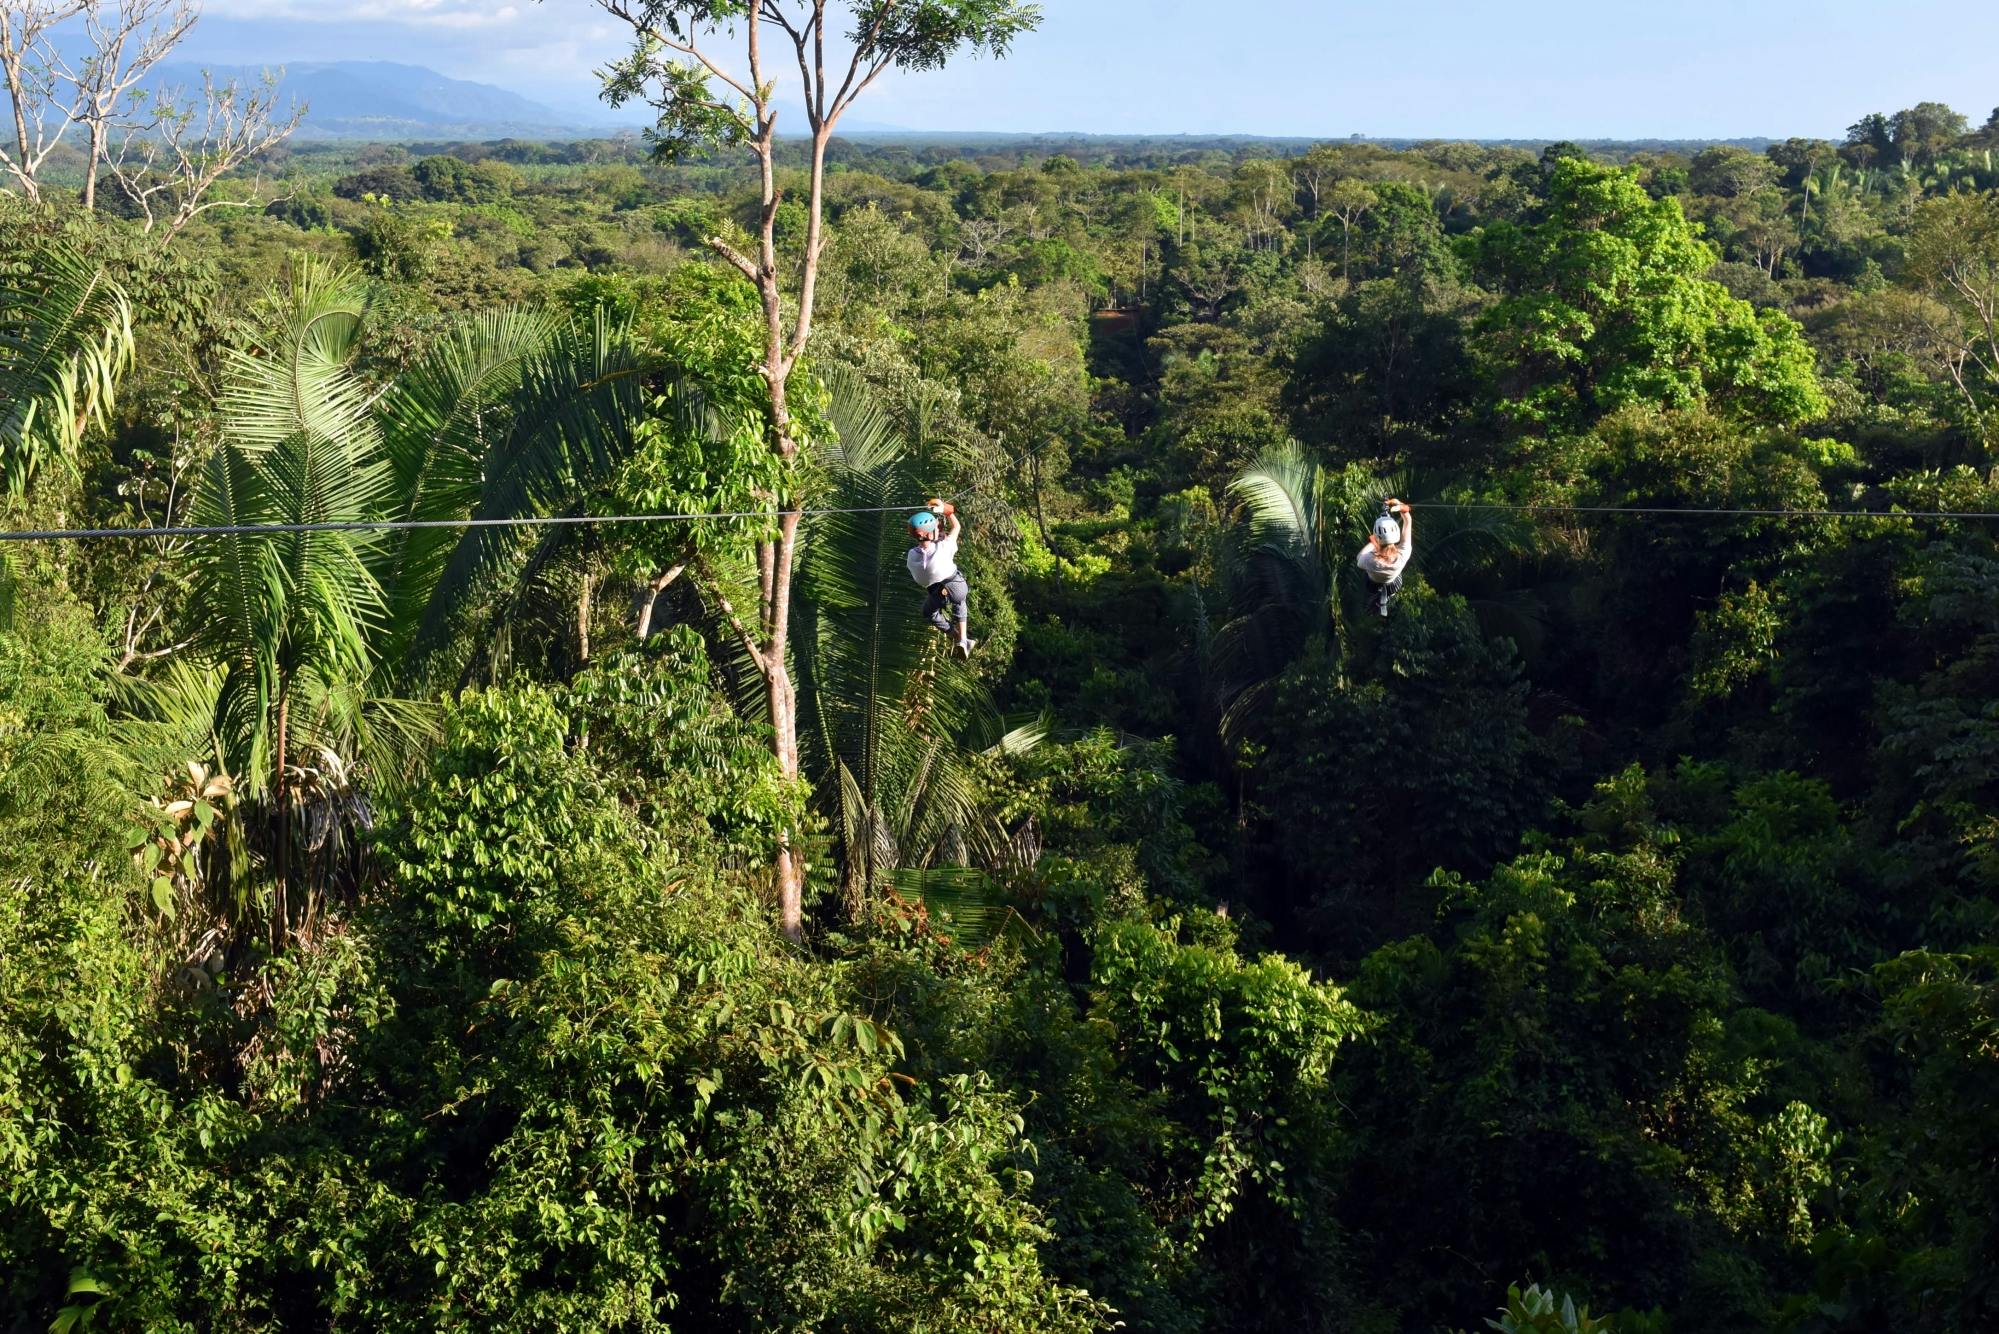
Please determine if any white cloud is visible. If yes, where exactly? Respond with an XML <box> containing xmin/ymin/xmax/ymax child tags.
<box><xmin>203</xmin><ymin>0</ymin><xmax>525</xmax><ymax>27</ymax></box>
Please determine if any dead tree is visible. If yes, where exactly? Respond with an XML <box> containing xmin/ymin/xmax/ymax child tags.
<box><xmin>74</xmin><ymin>0</ymin><xmax>196</xmax><ymax>209</ymax></box>
<box><xmin>107</xmin><ymin>70</ymin><xmax>302</xmax><ymax>239</ymax></box>
<box><xmin>0</xmin><ymin>0</ymin><xmax>87</xmax><ymax>199</ymax></box>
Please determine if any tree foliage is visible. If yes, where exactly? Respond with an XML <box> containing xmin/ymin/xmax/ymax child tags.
<box><xmin>1464</xmin><ymin>158</ymin><xmax>1826</xmax><ymax>434</ymax></box>
<box><xmin>7</xmin><ymin>83</ymin><xmax>1999</xmax><ymax>1334</ymax></box>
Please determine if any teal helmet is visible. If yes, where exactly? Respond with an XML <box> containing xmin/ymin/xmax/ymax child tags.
<box><xmin>909</xmin><ymin>511</ymin><xmax>940</xmax><ymax>537</ymax></box>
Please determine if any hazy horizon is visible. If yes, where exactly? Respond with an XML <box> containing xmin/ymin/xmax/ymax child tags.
<box><xmin>143</xmin><ymin>0</ymin><xmax>1999</xmax><ymax>140</ymax></box>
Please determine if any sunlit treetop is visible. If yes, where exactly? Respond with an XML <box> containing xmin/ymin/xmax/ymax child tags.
<box><xmin>598</xmin><ymin>0</ymin><xmax>1041</xmax><ymax>159</ymax></box>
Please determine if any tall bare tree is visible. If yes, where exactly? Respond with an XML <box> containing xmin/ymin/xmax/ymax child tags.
<box><xmin>1325</xmin><ymin>178</ymin><xmax>1377</xmax><ymax>285</ymax></box>
<box><xmin>0</xmin><ymin>0</ymin><xmax>87</xmax><ymax>200</ymax></box>
<box><xmin>595</xmin><ymin>0</ymin><xmax>1040</xmax><ymax>940</ymax></box>
<box><xmin>1293</xmin><ymin>143</ymin><xmax>1345</xmax><ymax>257</ymax></box>
<box><xmin>74</xmin><ymin>0</ymin><xmax>196</xmax><ymax>209</ymax></box>
<box><xmin>1906</xmin><ymin>191</ymin><xmax>1999</xmax><ymax>432</ymax></box>
<box><xmin>106</xmin><ymin>70</ymin><xmax>301</xmax><ymax>238</ymax></box>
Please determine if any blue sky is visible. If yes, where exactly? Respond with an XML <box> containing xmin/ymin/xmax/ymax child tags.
<box><xmin>185</xmin><ymin>0</ymin><xmax>1999</xmax><ymax>138</ymax></box>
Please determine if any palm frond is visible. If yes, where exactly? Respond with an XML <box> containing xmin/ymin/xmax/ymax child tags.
<box><xmin>184</xmin><ymin>257</ymin><xmax>389</xmax><ymax>797</ymax></box>
<box><xmin>0</xmin><ymin>238</ymin><xmax>136</xmax><ymax>492</ymax></box>
<box><xmin>409</xmin><ymin>307</ymin><xmax>655</xmax><ymax>658</ymax></box>
<box><xmin>1210</xmin><ymin>443</ymin><xmax>1339</xmax><ymax>748</ymax></box>
<box><xmin>887</xmin><ymin>865</ymin><xmax>1011</xmax><ymax>949</ymax></box>
<box><xmin>285</xmin><ymin>672</ymin><xmax>440</xmax><ymax>799</ymax></box>
<box><xmin>217</xmin><ymin>258</ymin><xmax>375</xmax><ymax>458</ymax></box>
<box><xmin>112</xmin><ymin>658</ymin><xmax>235</xmax><ymax>777</ymax></box>
<box><xmin>186</xmin><ymin>442</ymin><xmax>281</xmax><ymax>740</ymax></box>
<box><xmin>373</xmin><ymin>305</ymin><xmax>563</xmax><ymax>664</ymax></box>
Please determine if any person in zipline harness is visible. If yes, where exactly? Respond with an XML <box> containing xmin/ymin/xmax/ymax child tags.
<box><xmin>908</xmin><ymin>499</ymin><xmax>976</xmax><ymax>658</ymax></box>
<box><xmin>1357</xmin><ymin>498</ymin><xmax>1412</xmax><ymax>616</ymax></box>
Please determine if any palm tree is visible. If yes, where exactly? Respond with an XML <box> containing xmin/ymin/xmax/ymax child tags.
<box><xmin>175</xmin><ymin>259</ymin><xmax>403</xmax><ymax>939</ymax></box>
<box><xmin>156</xmin><ymin>258</ymin><xmax>688</xmax><ymax>945</ymax></box>
<box><xmin>1208</xmin><ymin>441</ymin><xmax>1534</xmax><ymax>758</ymax></box>
<box><xmin>794</xmin><ymin>370</ymin><xmax>1039</xmax><ymax>931</ymax></box>
<box><xmin>0</xmin><ymin>237</ymin><xmax>135</xmax><ymax>493</ymax></box>
<box><xmin>382</xmin><ymin>304</ymin><xmax>664</xmax><ymax>678</ymax></box>
<box><xmin>1208</xmin><ymin>444</ymin><xmax>1375</xmax><ymax>752</ymax></box>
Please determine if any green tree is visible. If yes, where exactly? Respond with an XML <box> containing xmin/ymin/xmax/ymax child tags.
<box><xmin>1341</xmin><ymin>767</ymin><xmax>1832</xmax><ymax>1327</ymax></box>
<box><xmin>1256</xmin><ymin>589</ymin><xmax>1544</xmax><ymax>956</ymax></box>
<box><xmin>177</xmin><ymin>258</ymin><xmax>403</xmax><ymax>938</ymax></box>
<box><xmin>1767</xmin><ymin>137</ymin><xmax>1839</xmax><ymax>190</ymax></box>
<box><xmin>598</xmin><ymin>0</ymin><xmax>1043</xmax><ymax>938</ymax></box>
<box><xmin>156</xmin><ymin>257</ymin><xmax>741</xmax><ymax>946</ymax></box>
<box><xmin>1843</xmin><ymin>112</ymin><xmax>1896</xmax><ymax>168</ymax></box>
<box><xmin>1286</xmin><ymin>259</ymin><xmax>1483</xmax><ymax>460</ymax></box>
<box><xmin>353</xmin><ymin>682</ymin><xmax>1101</xmax><ymax>1332</ymax></box>
<box><xmin>1323</xmin><ymin>177</ymin><xmax>1378</xmax><ymax>283</ymax></box>
<box><xmin>1891</xmin><ymin>102</ymin><xmax>1971</xmax><ymax>169</ymax></box>
<box><xmin>1903</xmin><ymin>190</ymin><xmax>1999</xmax><ymax>432</ymax></box>
<box><xmin>1690</xmin><ymin>145</ymin><xmax>1779</xmax><ymax>199</ymax></box>
<box><xmin>0</xmin><ymin>236</ymin><xmax>136</xmax><ymax>492</ymax></box>
<box><xmin>411</xmin><ymin>154</ymin><xmax>522</xmax><ymax>205</ymax></box>
<box><xmin>1144</xmin><ymin>322</ymin><xmax>1288</xmax><ymax>487</ymax></box>
<box><xmin>1463</xmin><ymin>158</ymin><xmax>1826</xmax><ymax>435</ymax></box>
<box><xmin>1834</xmin><ymin>948</ymin><xmax>1999</xmax><ymax>1332</ymax></box>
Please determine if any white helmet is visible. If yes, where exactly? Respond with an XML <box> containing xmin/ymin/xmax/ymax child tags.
<box><xmin>1373</xmin><ymin>515</ymin><xmax>1403</xmax><ymax>546</ymax></box>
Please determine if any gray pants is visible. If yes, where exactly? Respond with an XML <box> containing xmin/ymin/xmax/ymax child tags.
<box><xmin>923</xmin><ymin>574</ymin><xmax>968</xmax><ymax>632</ymax></box>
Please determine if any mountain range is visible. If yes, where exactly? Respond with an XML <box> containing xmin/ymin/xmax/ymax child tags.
<box><xmin>146</xmin><ymin>60</ymin><xmax>631</xmax><ymax>139</ymax></box>
<box><xmin>143</xmin><ymin>60</ymin><xmax>909</xmax><ymax>141</ymax></box>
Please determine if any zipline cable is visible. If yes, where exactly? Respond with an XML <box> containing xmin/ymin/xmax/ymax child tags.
<box><xmin>0</xmin><ymin>504</ymin><xmax>920</xmax><ymax>543</ymax></box>
<box><xmin>4</xmin><ymin>473</ymin><xmax>1992</xmax><ymax>544</ymax></box>
<box><xmin>0</xmin><ymin>432</ymin><xmax>1072</xmax><ymax>543</ymax></box>
<box><xmin>1411</xmin><ymin>500</ymin><xmax>1999</xmax><ymax>520</ymax></box>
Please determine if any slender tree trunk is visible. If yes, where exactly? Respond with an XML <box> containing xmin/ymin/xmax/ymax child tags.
<box><xmin>765</xmin><ymin>507</ymin><xmax>804</xmax><ymax>937</ymax></box>
<box><xmin>1032</xmin><ymin>450</ymin><xmax>1050</xmax><ymax>544</ymax></box>
<box><xmin>3</xmin><ymin>55</ymin><xmax>41</xmax><ymax>201</ymax></box>
<box><xmin>273</xmin><ymin>682</ymin><xmax>289</xmax><ymax>951</ymax></box>
<box><xmin>576</xmin><ymin>569</ymin><xmax>594</xmax><ymax>666</ymax></box>
<box><xmin>715</xmin><ymin>13</ymin><xmax>812</xmax><ymax>942</ymax></box>
<box><xmin>83</xmin><ymin>121</ymin><xmax>103</xmax><ymax>209</ymax></box>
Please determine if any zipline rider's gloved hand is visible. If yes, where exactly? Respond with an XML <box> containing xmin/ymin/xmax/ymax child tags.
<box><xmin>928</xmin><ymin>498</ymin><xmax>956</xmax><ymax>518</ymax></box>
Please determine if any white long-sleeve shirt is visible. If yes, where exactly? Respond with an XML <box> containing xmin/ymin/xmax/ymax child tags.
<box><xmin>1356</xmin><ymin>537</ymin><xmax>1411</xmax><ymax>585</ymax></box>
<box><xmin>907</xmin><ymin>531</ymin><xmax>961</xmax><ymax>587</ymax></box>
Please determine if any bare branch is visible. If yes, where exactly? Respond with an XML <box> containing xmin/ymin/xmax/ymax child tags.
<box><xmin>635</xmin><ymin>562</ymin><xmax>685</xmax><ymax>639</ymax></box>
<box><xmin>707</xmin><ymin>234</ymin><xmax>761</xmax><ymax>282</ymax></box>
<box><xmin>760</xmin><ymin>1</ymin><xmax>816</xmax><ymax>128</ymax></box>
<box><xmin>74</xmin><ymin>0</ymin><xmax>198</xmax><ymax>208</ymax></box>
<box><xmin>0</xmin><ymin>0</ymin><xmax>90</xmax><ymax>199</ymax></box>
<box><xmin>117</xmin><ymin>636</ymin><xmax>190</xmax><ymax>671</ymax></box>
<box><xmin>106</xmin><ymin>69</ymin><xmax>304</xmax><ymax>240</ymax></box>
<box><xmin>828</xmin><ymin>0</ymin><xmax>899</xmax><ymax>120</ymax></box>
